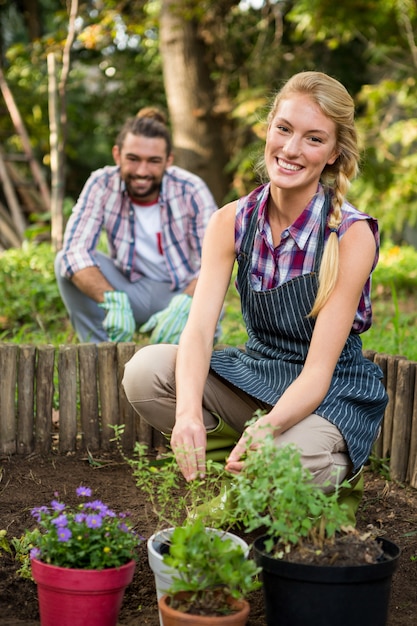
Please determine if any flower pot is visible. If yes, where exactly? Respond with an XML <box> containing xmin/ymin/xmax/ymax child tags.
<box><xmin>158</xmin><ymin>592</ymin><xmax>250</xmax><ymax>625</ymax></box>
<box><xmin>31</xmin><ymin>558</ymin><xmax>135</xmax><ymax>626</ymax></box>
<box><xmin>253</xmin><ymin>535</ymin><xmax>400</xmax><ymax>626</ymax></box>
<box><xmin>148</xmin><ymin>528</ymin><xmax>249</xmax><ymax>626</ymax></box>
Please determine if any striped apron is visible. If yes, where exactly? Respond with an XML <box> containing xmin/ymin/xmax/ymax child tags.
<box><xmin>210</xmin><ymin>195</ymin><xmax>388</xmax><ymax>471</ymax></box>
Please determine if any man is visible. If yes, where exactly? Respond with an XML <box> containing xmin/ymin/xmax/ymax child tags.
<box><xmin>55</xmin><ymin>107</ymin><xmax>218</xmax><ymax>343</ymax></box>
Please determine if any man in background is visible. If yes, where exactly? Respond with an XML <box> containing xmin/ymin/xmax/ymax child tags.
<box><xmin>55</xmin><ymin>107</ymin><xmax>218</xmax><ymax>344</ymax></box>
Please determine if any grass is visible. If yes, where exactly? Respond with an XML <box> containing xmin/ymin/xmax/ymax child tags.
<box><xmin>0</xmin><ymin>241</ymin><xmax>416</xmax><ymax>359</ymax></box>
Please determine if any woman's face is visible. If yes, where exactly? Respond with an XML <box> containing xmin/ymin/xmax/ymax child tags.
<box><xmin>265</xmin><ymin>94</ymin><xmax>339</xmax><ymax>197</ymax></box>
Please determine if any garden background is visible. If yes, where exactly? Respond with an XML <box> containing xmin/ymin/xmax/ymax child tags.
<box><xmin>0</xmin><ymin>3</ymin><xmax>416</xmax><ymax>624</ymax></box>
<box><xmin>0</xmin><ymin>0</ymin><xmax>417</xmax><ymax>355</ymax></box>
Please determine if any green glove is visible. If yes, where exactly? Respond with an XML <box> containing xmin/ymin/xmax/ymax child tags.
<box><xmin>99</xmin><ymin>291</ymin><xmax>136</xmax><ymax>342</ymax></box>
<box><xmin>140</xmin><ymin>294</ymin><xmax>192</xmax><ymax>344</ymax></box>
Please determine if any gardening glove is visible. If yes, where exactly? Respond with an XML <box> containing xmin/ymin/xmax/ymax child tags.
<box><xmin>98</xmin><ymin>291</ymin><xmax>136</xmax><ymax>342</ymax></box>
<box><xmin>139</xmin><ymin>294</ymin><xmax>192</xmax><ymax>344</ymax></box>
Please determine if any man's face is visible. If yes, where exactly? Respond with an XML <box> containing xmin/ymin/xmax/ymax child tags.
<box><xmin>112</xmin><ymin>132</ymin><xmax>173</xmax><ymax>203</ymax></box>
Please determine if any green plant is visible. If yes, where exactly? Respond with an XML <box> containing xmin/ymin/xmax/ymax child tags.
<box><xmin>368</xmin><ymin>454</ymin><xmax>391</xmax><ymax>481</ymax></box>
<box><xmin>26</xmin><ymin>486</ymin><xmax>142</xmax><ymax>569</ymax></box>
<box><xmin>10</xmin><ymin>529</ymin><xmax>41</xmax><ymax>579</ymax></box>
<box><xmin>0</xmin><ymin>529</ymin><xmax>34</xmax><ymax>579</ymax></box>
<box><xmin>231</xmin><ymin>431</ymin><xmax>354</xmax><ymax>558</ymax></box>
<box><xmin>0</xmin><ymin>242</ymin><xmax>71</xmax><ymax>342</ymax></box>
<box><xmin>162</xmin><ymin>517</ymin><xmax>261</xmax><ymax>616</ymax></box>
<box><xmin>112</xmin><ymin>425</ymin><xmax>229</xmax><ymax>530</ymax></box>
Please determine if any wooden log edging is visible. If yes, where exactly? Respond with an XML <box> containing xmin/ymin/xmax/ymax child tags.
<box><xmin>0</xmin><ymin>341</ymin><xmax>155</xmax><ymax>458</ymax></box>
<box><xmin>0</xmin><ymin>343</ymin><xmax>416</xmax><ymax>489</ymax></box>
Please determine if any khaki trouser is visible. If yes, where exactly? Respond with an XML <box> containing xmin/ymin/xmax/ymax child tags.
<box><xmin>122</xmin><ymin>344</ymin><xmax>352</xmax><ymax>491</ymax></box>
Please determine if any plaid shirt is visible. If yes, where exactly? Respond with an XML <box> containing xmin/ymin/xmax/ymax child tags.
<box><xmin>235</xmin><ymin>183</ymin><xmax>380</xmax><ymax>333</ymax></box>
<box><xmin>59</xmin><ymin>165</ymin><xmax>218</xmax><ymax>291</ymax></box>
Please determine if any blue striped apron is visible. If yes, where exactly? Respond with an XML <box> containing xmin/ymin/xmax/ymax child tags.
<box><xmin>210</xmin><ymin>195</ymin><xmax>388</xmax><ymax>471</ymax></box>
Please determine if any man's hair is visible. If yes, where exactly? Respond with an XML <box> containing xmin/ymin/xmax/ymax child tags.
<box><xmin>115</xmin><ymin>107</ymin><xmax>172</xmax><ymax>156</ymax></box>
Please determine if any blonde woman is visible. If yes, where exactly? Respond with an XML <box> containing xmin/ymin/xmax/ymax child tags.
<box><xmin>123</xmin><ymin>71</ymin><xmax>388</xmax><ymax>519</ymax></box>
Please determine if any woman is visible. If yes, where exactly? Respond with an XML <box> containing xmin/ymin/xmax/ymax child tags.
<box><xmin>123</xmin><ymin>71</ymin><xmax>388</xmax><ymax>499</ymax></box>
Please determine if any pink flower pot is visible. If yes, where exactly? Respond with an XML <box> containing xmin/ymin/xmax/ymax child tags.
<box><xmin>31</xmin><ymin>558</ymin><xmax>135</xmax><ymax>626</ymax></box>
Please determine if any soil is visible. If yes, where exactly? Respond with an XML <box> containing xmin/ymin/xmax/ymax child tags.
<box><xmin>0</xmin><ymin>451</ymin><xmax>416</xmax><ymax>626</ymax></box>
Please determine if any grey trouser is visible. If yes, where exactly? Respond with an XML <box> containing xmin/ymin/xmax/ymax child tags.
<box><xmin>122</xmin><ymin>344</ymin><xmax>352</xmax><ymax>490</ymax></box>
<box><xmin>55</xmin><ymin>251</ymin><xmax>176</xmax><ymax>343</ymax></box>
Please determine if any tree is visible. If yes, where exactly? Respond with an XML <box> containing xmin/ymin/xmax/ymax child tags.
<box><xmin>0</xmin><ymin>0</ymin><xmax>416</xmax><ymax>248</ymax></box>
<box><xmin>159</xmin><ymin>0</ymin><xmax>235</xmax><ymax>203</ymax></box>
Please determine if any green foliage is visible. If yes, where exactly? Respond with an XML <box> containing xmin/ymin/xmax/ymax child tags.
<box><xmin>372</xmin><ymin>242</ymin><xmax>417</xmax><ymax>290</ymax></box>
<box><xmin>231</xmin><ymin>426</ymin><xmax>352</xmax><ymax>557</ymax></box>
<box><xmin>1</xmin><ymin>0</ymin><xmax>165</xmax><ymax>202</ymax></box>
<box><xmin>361</xmin><ymin>242</ymin><xmax>417</xmax><ymax>359</ymax></box>
<box><xmin>1</xmin><ymin>0</ymin><xmax>415</xmax><ymax>225</ymax></box>
<box><xmin>0</xmin><ymin>242</ymin><xmax>72</xmax><ymax>343</ymax></box>
<box><xmin>367</xmin><ymin>455</ymin><xmax>391</xmax><ymax>481</ymax></box>
<box><xmin>9</xmin><ymin>529</ymin><xmax>42</xmax><ymax>580</ymax></box>
<box><xmin>3</xmin><ymin>239</ymin><xmax>417</xmax><ymax>361</ymax></box>
<box><xmin>112</xmin><ymin>425</ymin><xmax>229</xmax><ymax>530</ymax></box>
<box><xmin>163</xmin><ymin>518</ymin><xmax>261</xmax><ymax>614</ymax></box>
<box><xmin>351</xmin><ymin>78</ymin><xmax>417</xmax><ymax>238</ymax></box>
<box><xmin>0</xmin><ymin>529</ymin><xmax>13</xmax><ymax>556</ymax></box>
<box><xmin>26</xmin><ymin>486</ymin><xmax>141</xmax><ymax>569</ymax></box>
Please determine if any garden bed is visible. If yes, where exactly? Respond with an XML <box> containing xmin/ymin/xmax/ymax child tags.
<box><xmin>0</xmin><ymin>452</ymin><xmax>416</xmax><ymax>625</ymax></box>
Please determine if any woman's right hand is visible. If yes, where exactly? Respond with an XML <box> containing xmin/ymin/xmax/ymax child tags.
<box><xmin>170</xmin><ymin>418</ymin><xmax>207</xmax><ymax>482</ymax></box>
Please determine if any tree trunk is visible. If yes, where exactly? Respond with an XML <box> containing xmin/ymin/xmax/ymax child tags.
<box><xmin>159</xmin><ymin>0</ymin><xmax>231</xmax><ymax>205</ymax></box>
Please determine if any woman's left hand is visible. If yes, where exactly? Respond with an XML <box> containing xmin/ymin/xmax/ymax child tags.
<box><xmin>225</xmin><ymin>419</ymin><xmax>275</xmax><ymax>473</ymax></box>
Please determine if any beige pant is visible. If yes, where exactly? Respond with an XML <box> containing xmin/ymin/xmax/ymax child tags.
<box><xmin>122</xmin><ymin>344</ymin><xmax>352</xmax><ymax>490</ymax></box>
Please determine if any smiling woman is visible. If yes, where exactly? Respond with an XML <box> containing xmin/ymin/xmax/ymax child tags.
<box><xmin>123</xmin><ymin>71</ymin><xmax>387</xmax><ymax>533</ymax></box>
<box><xmin>264</xmin><ymin>94</ymin><xmax>339</xmax><ymax>209</ymax></box>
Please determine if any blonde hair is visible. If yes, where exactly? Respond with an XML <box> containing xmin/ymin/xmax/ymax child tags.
<box><xmin>267</xmin><ymin>71</ymin><xmax>360</xmax><ymax>316</ymax></box>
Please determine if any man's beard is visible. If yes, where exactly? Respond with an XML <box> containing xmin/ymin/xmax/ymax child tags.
<box><xmin>125</xmin><ymin>176</ymin><xmax>161</xmax><ymax>201</ymax></box>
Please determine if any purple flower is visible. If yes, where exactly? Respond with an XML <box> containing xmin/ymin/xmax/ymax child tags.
<box><xmin>51</xmin><ymin>514</ymin><xmax>68</xmax><ymax>527</ymax></box>
<box><xmin>57</xmin><ymin>526</ymin><xmax>72</xmax><ymax>542</ymax></box>
<box><xmin>83</xmin><ymin>500</ymin><xmax>116</xmax><ymax>518</ymax></box>
<box><xmin>31</xmin><ymin>506</ymin><xmax>48</xmax><ymax>522</ymax></box>
<box><xmin>27</xmin><ymin>486</ymin><xmax>140</xmax><ymax>569</ymax></box>
<box><xmin>51</xmin><ymin>500</ymin><xmax>66</xmax><ymax>513</ymax></box>
<box><xmin>30</xmin><ymin>547</ymin><xmax>41</xmax><ymax>559</ymax></box>
<box><xmin>118</xmin><ymin>522</ymin><xmax>129</xmax><ymax>533</ymax></box>
<box><xmin>84</xmin><ymin>499</ymin><xmax>105</xmax><ymax>512</ymax></box>
<box><xmin>85</xmin><ymin>514</ymin><xmax>103</xmax><ymax>529</ymax></box>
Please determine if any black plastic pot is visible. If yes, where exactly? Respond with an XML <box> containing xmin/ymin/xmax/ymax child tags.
<box><xmin>253</xmin><ymin>535</ymin><xmax>400</xmax><ymax>626</ymax></box>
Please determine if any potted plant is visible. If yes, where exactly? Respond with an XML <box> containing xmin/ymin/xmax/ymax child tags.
<box><xmin>230</xmin><ymin>434</ymin><xmax>401</xmax><ymax>626</ymax></box>
<box><xmin>158</xmin><ymin>517</ymin><xmax>261</xmax><ymax>625</ymax></box>
<box><xmin>112</xmin><ymin>426</ymin><xmax>252</xmax><ymax>624</ymax></box>
<box><xmin>26</xmin><ymin>485</ymin><xmax>141</xmax><ymax>626</ymax></box>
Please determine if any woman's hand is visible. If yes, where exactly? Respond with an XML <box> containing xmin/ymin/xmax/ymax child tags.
<box><xmin>225</xmin><ymin>418</ymin><xmax>275</xmax><ymax>474</ymax></box>
<box><xmin>170</xmin><ymin>418</ymin><xmax>207</xmax><ymax>482</ymax></box>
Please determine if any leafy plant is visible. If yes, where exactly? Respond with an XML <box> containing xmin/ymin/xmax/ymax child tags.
<box><xmin>162</xmin><ymin>518</ymin><xmax>261</xmax><ymax>616</ymax></box>
<box><xmin>0</xmin><ymin>242</ymin><xmax>71</xmax><ymax>343</ymax></box>
<box><xmin>26</xmin><ymin>486</ymin><xmax>142</xmax><ymax>569</ymax></box>
<box><xmin>112</xmin><ymin>425</ymin><xmax>230</xmax><ymax>530</ymax></box>
<box><xmin>0</xmin><ymin>529</ymin><xmax>42</xmax><ymax>580</ymax></box>
<box><xmin>230</xmin><ymin>431</ymin><xmax>353</xmax><ymax>557</ymax></box>
<box><xmin>368</xmin><ymin>454</ymin><xmax>391</xmax><ymax>481</ymax></box>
